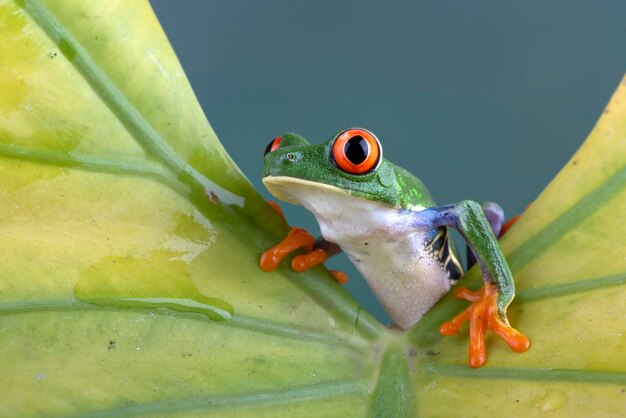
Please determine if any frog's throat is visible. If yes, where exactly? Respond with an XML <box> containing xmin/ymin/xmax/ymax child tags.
<box><xmin>263</xmin><ymin>176</ymin><xmax>352</xmax><ymax>206</ymax></box>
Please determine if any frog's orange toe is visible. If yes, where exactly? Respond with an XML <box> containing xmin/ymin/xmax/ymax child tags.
<box><xmin>259</xmin><ymin>227</ymin><xmax>315</xmax><ymax>272</ymax></box>
<box><xmin>452</xmin><ymin>286</ymin><xmax>482</xmax><ymax>302</ymax></box>
<box><xmin>490</xmin><ymin>316</ymin><xmax>530</xmax><ymax>353</ymax></box>
<box><xmin>260</xmin><ymin>226</ymin><xmax>348</xmax><ymax>284</ymax></box>
<box><xmin>292</xmin><ymin>248</ymin><xmax>328</xmax><ymax>272</ymax></box>
<box><xmin>330</xmin><ymin>270</ymin><xmax>348</xmax><ymax>284</ymax></box>
<box><xmin>439</xmin><ymin>307</ymin><xmax>470</xmax><ymax>336</ymax></box>
<box><xmin>439</xmin><ymin>283</ymin><xmax>529</xmax><ymax>368</ymax></box>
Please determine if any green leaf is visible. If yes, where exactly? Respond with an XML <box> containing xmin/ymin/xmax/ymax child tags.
<box><xmin>408</xmin><ymin>77</ymin><xmax>626</xmax><ymax>415</ymax></box>
<box><xmin>0</xmin><ymin>1</ymin><xmax>624</xmax><ymax>417</ymax></box>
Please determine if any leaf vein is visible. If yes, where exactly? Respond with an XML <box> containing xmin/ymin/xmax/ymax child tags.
<box><xmin>427</xmin><ymin>364</ymin><xmax>626</xmax><ymax>384</ymax></box>
<box><xmin>507</xmin><ymin>164</ymin><xmax>626</xmax><ymax>272</ymax></box>
<box><xmin>68</xmin><ymin>379</ymin><xmax>369</xmax><ymax>418</ymax></box>
<box><xmin>0</xmin><ymin>298</ymin><xmax>369</xmax><ymax>350</ymax></box>
<box><xmin>21</xmin><ymin>0</ymin><xmax>244</xmax><ymax>207</ymax></box>
<box><xmin>516</xmin><ymin>273</ymin><xmax>626</xmax><ymax>302</ymax></box>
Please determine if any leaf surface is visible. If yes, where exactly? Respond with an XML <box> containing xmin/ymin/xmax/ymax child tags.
<box><xmin>0</xmin><ymin>1</ymin><xmax>624</xmax><ymax>417</ymax></box>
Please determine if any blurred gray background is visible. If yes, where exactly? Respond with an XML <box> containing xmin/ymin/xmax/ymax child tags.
<box><xmin>150</xmin><ymin>0</ymin><xmax>626</xmax><ymax>324</ymax></box>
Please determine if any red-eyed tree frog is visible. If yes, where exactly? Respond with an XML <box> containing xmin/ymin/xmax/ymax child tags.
<box><xmin>259</xmin><ymin>128</ymin><xmax>529</xmax><ymax>367</ymax></box>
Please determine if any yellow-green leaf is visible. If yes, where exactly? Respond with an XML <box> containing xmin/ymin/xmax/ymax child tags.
<box><xmin>0</xmin><ymin>1</ymin><xmax>624</xmax><ymax>417</ymax></box>
<box><xmin>409</xmin><ymin>77</ymin><xmax>626</xmax><ymax>416</ymax></box>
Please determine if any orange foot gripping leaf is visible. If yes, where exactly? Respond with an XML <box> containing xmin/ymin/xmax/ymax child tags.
<box><xmin>439</xmin><ymin>283</ymin><xmax>530</xmax><ymax>368</ymax></box>
<box><xmin>260</xmin><ymin>226</ymin><xmax>347</xmax><ymax>284</ymax></box>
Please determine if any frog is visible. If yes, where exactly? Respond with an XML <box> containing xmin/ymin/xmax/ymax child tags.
<box><xmin>259</xmin><ymin>128</ymin><xmax>529</xmax><ymax>367</ymax></box>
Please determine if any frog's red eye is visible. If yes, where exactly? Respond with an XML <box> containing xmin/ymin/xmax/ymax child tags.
<box><xmin>332</xmin><ymin>128</ymin><xmax>381</xmax><ymax>174</ymax></box>
<box><xmin>264</xmin><ymin>136</ymin><xmax>282</xmax><ymax>158</ymax></box>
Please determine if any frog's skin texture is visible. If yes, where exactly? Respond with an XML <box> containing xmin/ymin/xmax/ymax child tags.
<box><xmin>261</xmin><ymin>128</ymin><xmax>529</xmax><ymax>367</ymax></box>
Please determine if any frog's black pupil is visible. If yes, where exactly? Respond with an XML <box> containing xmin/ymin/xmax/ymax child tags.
<box><xmin>264</xmin><ymin>139</ymin><xmax>275</xmax><ymax>157</ymax></box>
<box><xmin>344</xmin><ymin>135</ymin><xmax>369</xmax><ymax>165</ymax></box>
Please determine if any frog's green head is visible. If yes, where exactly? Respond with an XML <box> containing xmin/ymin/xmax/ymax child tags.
<box><xmin>262</xmin><ymin>128</ymin><xmax>432</xmax><ymax>209</ymax></box>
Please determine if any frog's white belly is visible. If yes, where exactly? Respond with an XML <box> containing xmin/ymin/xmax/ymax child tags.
<box><xmin>264</xmin><ymin>176</ymin><xmax>454</xmax><ymax>329</ymax></box>
<box><xmin>320</xmin><ymin>219</ymin><xmax>453</xmax><ymax>330</ymax></box>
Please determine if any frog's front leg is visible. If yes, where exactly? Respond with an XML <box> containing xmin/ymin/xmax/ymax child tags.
<box><xmin>411</xmin><ymin>201</ymin><xmax>530</xmax><ymax>367</ymax></box>
<box><xmin>290</xmin><ymin>236</ymin><xmax>344</xmax><ymax>280</ymax></box>
<box><xmin>260</xmin><ymin>230</ymin><xmax>346</xmax><ymax>283</ymax></box>
<box><xmin>259</xmin><ymin>203</ymin><xmax>346</xmax><ymax>283</ymax></box>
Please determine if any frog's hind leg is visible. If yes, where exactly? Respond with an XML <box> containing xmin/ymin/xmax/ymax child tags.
<box><xmin>466</xmin><ymin>202</ymin><xmax>505</xmax><ymax>268</ymax></box>
<box><xmin>481</xmin><ymin>202</ymin><xmax>505</xmax><ymax>237</ymax></box>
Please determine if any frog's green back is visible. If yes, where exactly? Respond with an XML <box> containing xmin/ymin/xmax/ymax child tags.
<box><xmin>359</xmin><ymin>157</ymin><xmax>437</xmax><ymax>210</ymax></box>
<box><xmin>388</xmin><ymin>162</ymin><xmax>437</xmax><ymax>210</ymax></box>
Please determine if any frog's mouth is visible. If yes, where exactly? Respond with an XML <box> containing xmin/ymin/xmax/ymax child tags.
<box><xmin>262</xmin><ymin>176</ymin><xmax>352</xmax><ymax>206</ymax></box>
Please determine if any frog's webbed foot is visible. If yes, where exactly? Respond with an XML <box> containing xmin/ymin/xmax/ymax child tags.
<box><xmin>260</xmin><ymin>202</ymin><xmax>347</xmax><ymax>284</ymax></box>
<box><xmin>439</xmin><ymin>283</ymin><xmax>530</xmax><ymax>368</ymax></box>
